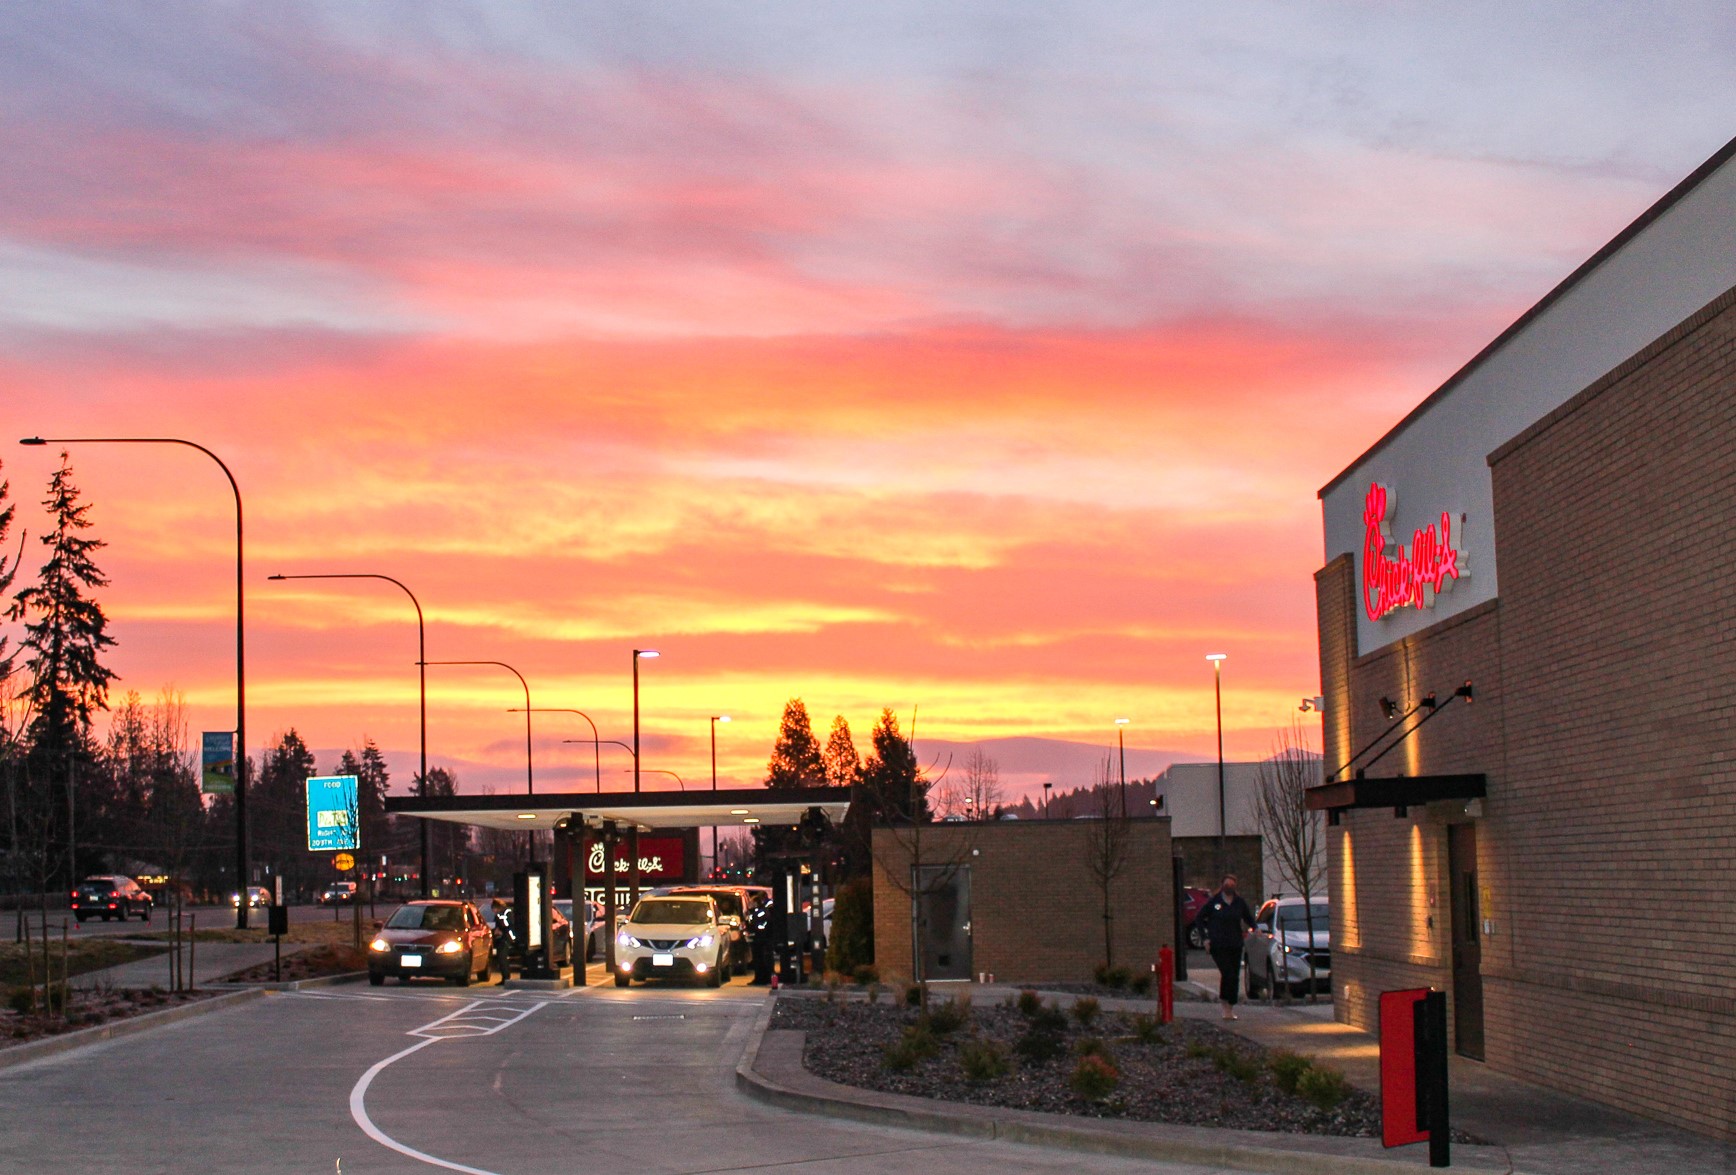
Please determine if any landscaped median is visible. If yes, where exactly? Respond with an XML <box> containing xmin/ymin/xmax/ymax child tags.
<box><xmin>743</xmin><ymin>988</ymin><xmax>1504</xmax><ymax>1175</ymax></box>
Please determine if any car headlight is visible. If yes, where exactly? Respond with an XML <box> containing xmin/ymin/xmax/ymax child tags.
<box><xmin>369</xmin><ymin>939</ymin><xmax>390</xmax><ymax>952</ymax></box>
<box><xmin>685</xmin><ymin>933</ymin><xmax>714</xmax><ymax>949</ymax></box>
<box><xmin>618</xmin><ymin>932</ymin><xmax>643</xmax><ymax>948</ymax></box>
<box><xmin>436</xmin><ymin>940</ymin><xmax>463</xmax><ymax>954</ymax></box>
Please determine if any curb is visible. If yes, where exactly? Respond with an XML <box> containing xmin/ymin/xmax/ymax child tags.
<box><xmin>0</xmin><ymin>988</ymin><xmax>265</xmax><ymax>1071</ymax></box>
<box><xmin>206</xmin><ymin>970</ymin><xmax>369</xmax><ymax>993</ymax></box>
<box><xmin>733</xmin><ymin>996</ymin><xmax>1519</xmax><ymax>1175</ymax></box>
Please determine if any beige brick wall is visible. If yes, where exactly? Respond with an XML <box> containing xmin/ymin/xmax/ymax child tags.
<box><xmin>1317</xmin><ymin>284</ymin><xmax>1736</xmax><ymax>1139</ymax></box>
<box><xmin>871</xmin><ymin>819</ymin><xmax>1174</xmax><ymax>986</ymax></box>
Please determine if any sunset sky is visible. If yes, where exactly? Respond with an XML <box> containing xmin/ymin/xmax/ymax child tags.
<box><xmin>3</xmin><ymin>3</ymin><xmax>1732</xmax><ymax>801</ymax></box>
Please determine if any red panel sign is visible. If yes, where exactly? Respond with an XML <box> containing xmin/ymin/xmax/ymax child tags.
<box><xmin>1380</xmin><ymin>988</ymin><xmax>1429</xmax><ymax>1148</ymax></box>
<box><xmin>585</xmin><ymin>835</ymin><xmax>686</xmax><ymax>882</ymax></box>
<box><xmin>1363</xmin><ymin>482</ymin><xmax>1463</xmax><ymax>622</ymax></box>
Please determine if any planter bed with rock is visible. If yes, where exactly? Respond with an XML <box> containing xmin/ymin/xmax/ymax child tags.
<box><xmin>774</xmin><ymin>989</ymin><xmax>1438</xmax><ymax>1139</ymax></box>
<box><xmin>2</xmin><ymin>986</ymin><xmax>219</xmax><ymax>1047</ymax></box>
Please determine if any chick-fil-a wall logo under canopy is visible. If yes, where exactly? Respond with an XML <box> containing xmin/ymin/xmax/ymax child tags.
<box><xmin>1362</xmin><ymin>482</ymin><xmax>1466</xmax><ymax>622</ymax></box>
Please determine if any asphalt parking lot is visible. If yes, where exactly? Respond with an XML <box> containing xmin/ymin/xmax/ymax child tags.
<box><xmin>0</xmin><ymin>976</ymin><xmax>1232</xmax><ymax>1175</ymax></box>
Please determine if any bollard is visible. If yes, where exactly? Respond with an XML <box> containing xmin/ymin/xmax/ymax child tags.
<box><xmin>1158</xmin><ymin>947</ymin><xmax>1175</xmax><ymax>1024</ymax></box>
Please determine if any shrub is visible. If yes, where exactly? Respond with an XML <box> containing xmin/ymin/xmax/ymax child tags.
<box><xmin>905</xmin><ymin>983</ymin><xmax>924</xmax><ymax>1007</ymax></box>
<box><xmin>958</xmin><ymin>1038</ymin><xmax>1011</xmax><ymax>1083</ymax></box>
<box><xmin>1184</xmin><ymin>1040</ymin><xmax>1212</xmax><ymax>1060</ymax></box>
<box><xmin>1268</xmin><ymin>1049</ymin><xmax>1313</xmax><ymax>1095</ymax></box>
<box><xmin>1069</xmin><ymin>1054</ymin><xmax>1121</xmax><ymax>1101</ymax></box>
<box><xmin>1016</xmin><ymin>988</ymin><xmax>1043</xmax><ymax>1017</ymax></box>
<box><xmin>1297</xmin><ymin>1065</ymin><xmax>1350</xmax><ymax>1111</ymax></box>
<box><xmin>826</xmin><ymin>876</ymin><xmax>875</xmax><ymax>975</ymax></box>
<box><xmin>866</xmin><ymin>983</ymin><xmax>883</xmax><ymax>1005</ymax></box>
<box><xmin>1212</xmin><ymin>1046</ymin><xmax>1262</xmax><ymax>1083</ymax></box>
<box><xmin>1071</xmin><ymin>996</ymin><xmax>1101</xmax><ymax>1027</ymax></box>
<box><xmin>1015</xmin><ymin>1026</ymin><xmax>1066</xmax><ymax>1064</ymax></box>
<box><xmin>852</xmin><ymin>963</ymin><xmax>880</xmax><ymax>986</ymax></box>
<box><xmin>1129</xmin><ymin>1013</ymin><xmax>1163</xmax><ymax>1044</ymax></box>
<box><xmin>5</xmin><ymin>986</ymin><xmax>32</xmax><ymax>1016</ymax></box>
<box><xmin>1075</xmin><ymin>1036</ymin><xmax>1115</xmax><ymax>1064</ymax></box>
<box><xmin>1093</xmin><ymin>963</ymin><xmax>1132</xmax><ymax>989</ymax></box>
<box><xmin>1028</xmin><ymin>1004</ymin><xmax>1069</xmax><ymax>1035</ymax></box>
<box><xmin>921</xmin><ymin>996</ymin><xmax>970</xmax><ymax>1036</ymax></box>
<box><xmin>1130</xmin><ymin>972</ymin><xmax>1153</xmax><ymax>996</ymax></box>
<box><xmin>883</xmin><ymin>1024</ymin><xmax>939</xmax><ymax>1072</ymax></box>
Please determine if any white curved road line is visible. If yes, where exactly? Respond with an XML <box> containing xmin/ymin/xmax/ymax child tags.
<box><xmin>348</xmin><ymin>999</ymin><xmax>547</xmax><ymax>1175</ymax></box>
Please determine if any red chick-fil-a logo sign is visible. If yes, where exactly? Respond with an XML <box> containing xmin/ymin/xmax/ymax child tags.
<box><xmin>1362</xmin><ymin>482</ymin><xmax>1466</xmax><ymax>622</ymax></box>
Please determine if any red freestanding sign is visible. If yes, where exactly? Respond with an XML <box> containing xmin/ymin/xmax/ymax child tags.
<box><xmin>1380</xmin><ymin>988</ymin><xmax>1429</xmax><ymax>1148</ymax></box>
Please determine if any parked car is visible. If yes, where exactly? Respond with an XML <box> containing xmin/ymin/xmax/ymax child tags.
<box><xmin>71</xmin><ymin>875</ymin><xmax>153</xmax><ymax>922</ymax></box>
<box><xmin>231</xmin><ymin>886</ymin><xmax>271</xmax><ymax>909</ymax></box>
<box><xmin>613</xmin><ymin>894</ymin><xmax>730</xmax><ymax>987</ymax></box>
<box><xmin>552</xmin><ymin>898</ymin><xmax>607</xmax><ymax>961</ymax></box>
<box><xmin>1244</xmin><ymin>896</ymin><xmax>1331</xmax><ymax>998</ymax></box>
<box><xmin>318</xmin><ymin>882</ymin><xmax>358</xmax><ymax>906</ymax></box>
<box><xmin>1180</xmin><ymin>886</ymin><xmax>1212</xmax><ymax>949</ymax></box>
<box><xmin>368</xmin><ymin>900</ymin><xmax>493</xmax><ymax>986</ymax></box>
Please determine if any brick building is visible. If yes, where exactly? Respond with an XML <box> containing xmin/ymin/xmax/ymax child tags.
<box><xmin>1312</xmin><ymin>135</ymin><xmax>1736</xmax><ymax>1137</ymax></box>
<box><xmin>871</xmin><ymin>818</ymin><xmax>1173</xmax><ymax>985</ymax></box>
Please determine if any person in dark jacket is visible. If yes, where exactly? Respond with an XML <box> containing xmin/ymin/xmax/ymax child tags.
<box><xmin>1195</xmin><ymin>875</ymin><xmax>1255</xmax><ymax>1019</ymax></box>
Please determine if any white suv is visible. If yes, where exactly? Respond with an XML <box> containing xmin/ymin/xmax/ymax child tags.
<box><xmin>613</xmin><ymin>894</ymin><xmax>729</xmax><ymax>988</ymax></box>
<box><xmin>1244</xmin><ymin>896</ymin><xmax>1331</xmax><ymax>998</ymax></box>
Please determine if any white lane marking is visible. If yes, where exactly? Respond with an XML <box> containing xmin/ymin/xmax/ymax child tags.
<box><xmin>348</xmin><ymin>999</ymin><xmax>547</xmax><ymax>1174</ymax></box>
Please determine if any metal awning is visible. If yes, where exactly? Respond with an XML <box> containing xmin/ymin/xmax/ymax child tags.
<box><xmin>385</xmin><ymin>786</ymin><xmax>852</xmax><ymax>832</ymax></box>
<box><xmin>1305</xmin><ymin>774</ymin><xmax>1486</xmax><ymax>813</ymax></box>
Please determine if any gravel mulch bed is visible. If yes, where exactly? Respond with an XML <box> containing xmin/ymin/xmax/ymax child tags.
<box><xmin>222</xmin><ymin>944</ymin><xmax>368</xmax><ymax>983</ymax></box>
<box><xmin>1</xmin><ymin>987</ymin><xmax>219</xmax><ymax>1045</ymax></box>
<box><xmin>776</xmin><ymin>993</ymin><xmax>1393</xmax><ymax>1137</ymax></box>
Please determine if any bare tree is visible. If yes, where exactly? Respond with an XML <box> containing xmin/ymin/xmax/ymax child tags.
<box><xmin>1081</xmin><ymin>755</ymin><xmax>1132</xmax><ymax>968</ymax></box>
<box><xmin>936</xmin><ymin>745</ymin><xmax>1002</xmax><ymax>820</ymax></box>
<box><xmin>1249</xmin><ymin>720</ymin><xmax>1326</xmax><ymax>1002</ymax></box>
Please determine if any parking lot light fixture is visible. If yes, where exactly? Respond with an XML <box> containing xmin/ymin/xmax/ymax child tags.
<box><xmin>632</xmin><ymin>650</ymin><xmax>659</xmax><ymax>793</ymax></box>
<box><xmin>1207</xmin><ymin>654</ymin><xmax>1227</xmax><ymax>838</ymax></box>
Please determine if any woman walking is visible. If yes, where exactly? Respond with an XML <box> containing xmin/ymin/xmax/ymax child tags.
<box><xmin>1196</xmin><ymin>875</ymin><xmax>1255</xmax><ymax>1019</ymax></box>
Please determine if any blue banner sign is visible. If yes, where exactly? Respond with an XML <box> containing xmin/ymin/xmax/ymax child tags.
<box><xmin>306</xmin><ymin>775</ymin><xmax>360</xmax><ymax>852</ymax></box>
<box><xmin>201</xmin><ymin>731</ymin><xmax>235</xmax><ymax>795</ymax></box>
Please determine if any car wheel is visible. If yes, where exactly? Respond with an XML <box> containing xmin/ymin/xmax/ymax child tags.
<box><xmin>454</xmin><ymin>969</ymin><xmax>470</xmax><ymax>987</ymax></box>
<box><xmin>1188</xmin><ymin>924</ymin><xmax>1206</xmax><ymax>950</ymax></box>
<box><xmin>614</xmin><ymin>973</ymin><xmax>631</xmax><ymax>988</ymax></box>
<box><xmin>75</xmin><ymin>913</ymin><xmax>87</xmax><ymax>923</ymax></box>
<box><xmin>140</xmin><ymin>904</ymin><xmax>152</xmax><ymax>921</ymax></box>
<box><xmin>1244</xmin><ymin>960</ymin><xmax>1262</xmax><ymax>999</ymax></box>
<box><xmin>369</xmin><ymin>973</ymin><xmax>385</xmax><ymax>987</ymax></box>
<box><xmin>708</xmin><ymin>960</ymin><xmax>724</xmax><ymax>988</ymax></box>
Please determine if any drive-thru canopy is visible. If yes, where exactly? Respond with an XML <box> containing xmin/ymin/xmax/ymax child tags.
<box><xmin>384</xmin><ymin>786</ymin><xmax>852</xmax><ymax>831</ymax></box>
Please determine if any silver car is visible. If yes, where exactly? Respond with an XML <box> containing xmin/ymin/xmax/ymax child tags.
<box><xmin>1244</xmin><ymin>896</ymin><xmax>1331</xmax><ymax>998</ymax></box>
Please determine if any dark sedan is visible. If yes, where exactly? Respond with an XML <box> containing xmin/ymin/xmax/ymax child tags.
<box><xmin>368</xmin><ymin>900</ymin><xmax>493</xmax><ymax>986</ymax></box>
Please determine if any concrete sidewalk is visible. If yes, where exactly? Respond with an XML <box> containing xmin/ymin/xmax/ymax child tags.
<box><xmin>70</xmin><ymin>941</ymin><xmax>287</xmax><ymax>990</ymax></box>
<box><xmin>1179</xmin><ymin>998</ymin><xmax>1736</xmax><ymax>1175</ymax></box>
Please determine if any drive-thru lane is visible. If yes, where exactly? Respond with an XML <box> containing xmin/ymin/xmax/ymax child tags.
<box><xmin>0</xmin><ymin>980</ymin><xmax>1227</xmax><ymax>1175</ymax></box>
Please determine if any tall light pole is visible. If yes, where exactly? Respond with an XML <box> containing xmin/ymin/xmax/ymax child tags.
<box><xmin>1207</xmin><ymin>653</ymin><xmax>1227</xmax><ymax>838</ymax></box>
<box><xmin>1043</xmin><ymin>781</ymin><xmax>1053</xmax><ymax>818</ymax></box>
<box><xmin>513</xmin><ymin>708</ymin><xmax>601</xmax><ymax>791</ymax></box>
<box><xmin>23</xmin><ymin>436</ymin><xmax>252</xmax><ymax>929</ymax></box>
<box><xmin>632</xmin><ymin>650</ymin><xmax>659</xmax><ymax>794</ymax></box>
<box><xmin>710</xmin><ymin>715</ymin><xmax>730</xmax><ymax>879</ymax></box>
<box><xmin>1115</xmin><ymin>717</ymin><xmax>1130</xmax><ymax>818</ymax></box>
<box><xmin>268</xmin><ymin>572</ymin><xmax>430</xmax><ymax>896</ymax></box>
<box><xmin>632</xmin><ymin>768</ymin><xmax>686</xmax><ymax>790</ymax></box>
<box><xmin>421</xmin><ymin>660</ymin><xmax>533</xmax><ymax>793</ymax></box>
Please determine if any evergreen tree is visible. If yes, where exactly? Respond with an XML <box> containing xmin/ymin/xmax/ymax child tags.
<box><xmin>254</xmin><ymin>729</ymin><xmax>316</xmax><ymax>895</ymax></box>
<box><xmin>421</xmin><ymin>766</ymin><xmax>468</xmax><ymax>890</ymax></box>
<box><xmin>9</xmin><ymin>454</ymin><xmax>117</xmax><ymax>885</ymax></box>
<box><xmin>861</xmin><ymin>708</ymin><xmax>926</xmax><ymax>822</ymax></box>
<box><xmin>764</xmin><ymin>698</ymin><xmax>825</xmax><ymax>790</ymax></box>
<box><xmin>822</xmin><ymin>715</ymin><xmax>860</xmax><ymax>788</ymax></box>
<box><xmin>358</xmin><ymin>738</ymin><xmax>391</xmax><ymax>857</ymax></box>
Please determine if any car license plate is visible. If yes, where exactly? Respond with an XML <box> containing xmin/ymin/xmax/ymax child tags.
<box><xmin>401</xmin><ymin>954</ymin><xmax>423</xmax><ymax>967</ymax></box>
<box><xmin>652</xmin><ymin>953</ymin><xmax>674</xmax><ymax>967</ymax></box>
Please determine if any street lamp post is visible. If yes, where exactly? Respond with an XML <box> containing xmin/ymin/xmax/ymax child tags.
<box><xmin>513</xmin><ymin>709</ymin><xmax>601</xmax><ymax>791</ymax></box>
<box><xmin>268</xmin><ymin>572</ymin><xmax>430</xmax><ymax>896</ymax></box>
<box><xmin>1043</xmin><ymin>781</ymin><xmax>1053</xmax><ymax>818</ymax></box>
<box><xmin>1115</xmin><ymin>717</ymin><xmax>1130</xmax><ymax>818</ymax></box>
<box><xmin>420</xmin><ymin>660</ymin><xmax>533</xmax><ymax>792</ymax></box>
<box><xmin>634</xmin><ymin>768</ymin><xmax>686</xmax><ymax>790</ymax></box>
<box><xmin>1207</xmin><ymin>654</ymin><xmax>1227</xmax><ymax>838</ymax></box>
<box><xmin>632</xmin><ymin>650</ymin><xmax>659</xmax><ymax>794</ymax></box>
<box><xmin>22</xmin><ymin>435</ymin><xmax>252</xmax><ymax>929</ymax></box>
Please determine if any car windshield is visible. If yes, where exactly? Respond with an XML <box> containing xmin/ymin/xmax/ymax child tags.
<box><xmin>632</xmin><ymin>899</ymin><xmax>711</xmax><ymax>925</ymax></box>
<box><xmin>1276</xmin><ymin>905</ymin><xmax>1330</xmax><ymax>932</ymax></box>
<box><xmin>386</xmin><ymin>905</ymin><xmax>464</xmax><ymax>932</ymax></box>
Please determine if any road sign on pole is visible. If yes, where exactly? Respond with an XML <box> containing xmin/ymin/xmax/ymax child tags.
<box><xmin>306</xmin><ymin>775</ymin><xmax>360</xmax><ymax>852</ymax></box>
<box><xmin>334</xmin><ymin>852</ymin><xmax>356</xmax><ymax>872</ymax></box>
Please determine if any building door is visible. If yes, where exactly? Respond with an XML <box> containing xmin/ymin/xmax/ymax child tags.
<box><xmin>1448</xmin><ymin>823</ymin><xmax>1484</xmax><ymax>1060</ymax></box>
<box><xmin>914</xmin><ymin>865</ymin><xmax>973</xmax><ymax>981</ymax></box>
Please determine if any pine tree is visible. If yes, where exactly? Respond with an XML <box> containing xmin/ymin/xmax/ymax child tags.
<box><xmin>11</xmin><ymin>454</ymin><xmax>118</xmax><ymax>765</ymax></box>
<box><xmin>358</xmin><ymin>738</ymin><xmax>391</xmax><ymax>858</ymax></box>
<box><xmin>861</xmin><ymin>708</ymin><xmax>925</xmax><ymax>822</ymax></box>
<box><xmin>822</xmin><ymin>715</ymin><xmax>860</xmax><ymax>788</ymax></box>
<box><xmin>9</xmin><ymin>454</ymin><xmax>117</xmax><ymax>886</ymax></box>
<box><xmin>764</xmin><ymin>698</ymin><xmax>825</xmax><ymax>790</ymax></box>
